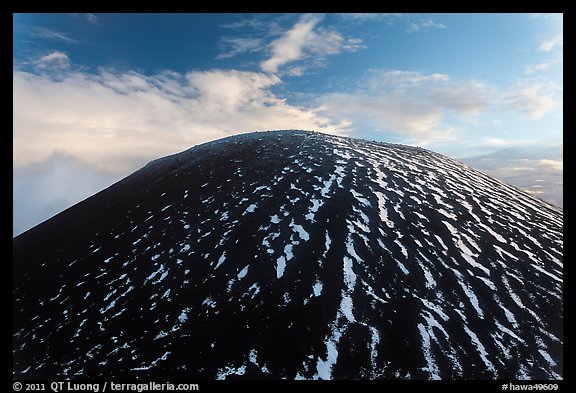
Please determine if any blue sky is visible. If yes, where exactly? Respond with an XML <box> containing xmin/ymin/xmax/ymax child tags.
<box><xmin>13</xmin><ymin>13</ymin><xmax>563</xmax><ymax>236</ymax></box>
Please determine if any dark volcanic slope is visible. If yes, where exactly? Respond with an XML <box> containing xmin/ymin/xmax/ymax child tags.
<box><xmin>13</xmin><ymin>130</ymin><xmax>563</xmax><ymax>380</ymax></box>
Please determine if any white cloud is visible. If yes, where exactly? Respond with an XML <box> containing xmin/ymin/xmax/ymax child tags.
<box><xmin>339</xmin><ymin>13</ymin><xmax>405</xmax><ymax>21</ymax></box>
<box><xmin>460</xmin><ymin>146</ymin><xmax>563</xmax><ymax>208</ymax></box>
<box><xmin>539</xmin><ymin>33</ymin><xmax>563</xmax><ymax>52</ymax></box>
<box><xmin>481</xmin><ymin>137</ymin><xmax>509</xmax><ymax>147</ymax></box>
<box><xmin>13</xmin><ymin>66</ymin><xmax>350</xmax><ymax>234</ymax></box>
<box><xmin>322</xmin><ymin>92</ymin><xmax>449</xmax><ymax>138</ymax></box>
<box><xmin>525</xmin><ymin>62</ymin><xmax>552</xmax><ymax>74</ymax></box>
<box><xmin>367</xmin><ymin>70</ymin><xmax>450</xmax><ymax>88</ymax></box>
<box><xmin>319</xmin><ymin>70</ymin><xmax>487</xmax><ymax>142</ymax></box>
<box><xmin>407</xmin><ymin>18</ymin><xmax>447</xmax><ymax>32</ymax></box>
<box><xmin>525</xmin><ymin>51</ymin><xmax>562</xmax><ymax>75</ymax></box>
<box><xmin>220</xmin><ymin>16</ymin><xmax>274</xmax><ymax>31</ymax></box>
<box><xmin>427</xmin><ymin>82</ymin><xmax>488</xmax><ymax>114</ymax></box>
<box><xmin>529</xmin><ymin>13</ymin><xmax>561</xmax><ymax>19</ymax></box>
<box><xmin>86</xmin><ymin>13</ymin><xmax>100</xmax><ymax>25</ymax></box>
<box><xmin>504</xmin><ymin>81</ymin><xmax>558</xmax><ymax>119</ymax></box>
<box><xmin>13</xmin><ymin>152</ymin><xmax>122</xmax><ymax>236</ymax></box>
<box><xmin>13</xmin><ymin>68</ymin><xmax>347</xmax><ymax>172</ymax></box>
<box><xmin>216</xmin><ymin>37</ymin><xmax>263</xmax><ymax>60</ymax></box>
<box><xmin>261</xmin><ymin>14</ymin><xmax>322</xmax><ymax>73</ymax></box>
<box><xmin>319</xmin><ymin>69</ymin><xmax>561</xmax><ymax>144</ymax></box>
<box><xmin>31</xmin><ymin>27</ymin><xmax>78</xmax><ymax>44</ymax></box>
<box><xmin>286</xmin><ymin>66</ymin><xmax>305</xmax><ymax>77</ymax></box>
<box><xmin>32</xmin><ymin>51</ymin><xmax>70</xmax><ymax>70</ymax></box>
<box><xmin>340</xmin><ymin>13</ymin><xmax>447</xmax><ymax>33</ymax></box>
<box><xmin>260</xmin><ymin>13</ymin><xmax>363</xmax><ymax>74</ymax></box>
<box><xmin>538</xmin><ymin>159</ymin><xmax>563</xmax><ymax>172</ymax></box>
<box><xmin>220</xmin><ymin>14</ymin><xmax>364</xmax><ymax>74</ymax></box>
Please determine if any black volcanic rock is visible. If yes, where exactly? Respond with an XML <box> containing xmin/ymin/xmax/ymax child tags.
<box><xmin>13</xmin><ymin>130</ymin><xmax>563</xmax><ymax>380</ymax></box>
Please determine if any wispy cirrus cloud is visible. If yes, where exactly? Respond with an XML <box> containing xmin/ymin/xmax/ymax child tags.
<box><xmin>217</xmin><ymin>14</ymin><xmax>363</xmax><ymax>74</ymax></box>
<box><xmin>460</xmin><ymin>145</ymin><xmax>563</xmax><ymax>208</ymax></box>
<box><xmin>216</xmin><ymin>37</ymin><xmax>264</xmax><ymax>60</ymax></box>
<box><xmin>407</xmin><ymin>18</ymin><xmax>447</xmax><ymax>32</ymax></box>
<box><xmin>85</xmin><ymin>13</ymin><xmax>100</xmax><ymax>25</ymax></box>
<box><xmin>220</xmin><ymin>16</ymin><xmax>278</xmax><ymax>32</ymax></box>
<box><xmin>71</xmin><ymin>13</ymin><xmax>100</xmax><ymax>25</ymax></box>
<box><xmin>504</xmin><ymin>80</ymin><xmax>559</xmax><ymax>119</ymax></box>
<box><xmin>260</xmin><ymin>13</ymin><xmax>363</xmax><ymax>74</ymax></box>
<box><xmin>525</xmin><ymin>27</ymin><xmax>563</xmax><ymax>75</ymax></box>
<box><xmin>260</xmin><ymin>13</ymin><xmax>323</xmax><ymax>73</ymax></box>
<box><xmin>318</xmin><ymin>69</ymin><xmax>560</xmax><ymax>143</ymax></box>
<box><xmin>30</xmin><ymin>27</ymin><xmax>78</xmax><ymax>43</ymax></box>
<box><xmin>318</xmin><ymin>70</ymin><xmax>488</xmax><ymax>142</ymax></box>
<box><xmin>539</xmin><ymin>33</ymin><xmax>563</xmax><ymax>52</ymax></box>
<box><xmin>338</xmin><ymin>13</ymin><xmax>405</xmax><ymax>22</ymax></box>
<box><xmin>538</xmin><ymin>158</ymin><xmax>563</xmax><ymax>172</ymax></box>
<box><xmin>525</xmin><ymin>62</ymin><xmax>552</xmax><ymax>74</ymax></box>
<box><xmin>339</xmin><ymin>13</ymin><xmax>447</xmax><ymax>32</ymax></box>
<box><xmin>529</xmin><ymin>13</ymin><xmax>562</xmax><ymax>19</ymax></box>
<box><xmin>31</xmin><ymin>51</ymin><xmax>70</xmax><ymax>70</ymax></box>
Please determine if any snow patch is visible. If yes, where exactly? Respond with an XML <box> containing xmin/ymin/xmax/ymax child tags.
<box><xmin>215</xmin><ymin>252</ymin><xmax>226</xmax><ymax>269</ymax></box>
<box><xmin>216</xmin><ymin>365</ymin><xmax>246</xmax><ymax>380</ymax></box>
<box><xmin>276</xmin><ymin>256</ymin><xmax>286</xmax><ymax>279</ymax></box>
<box><xmin>270</xmin><ymin>214</ymin><xmax>281</xmax><ymax>224</ymax></box>
<box><xmin>316</xmin><ymin>339</ymin><xmax>338</xmax><ymax>380</ymax></box>
<box><xmin>178</xmin><ymin>310</ymin><xmax>188</xmax><ymax>323</ymax></box>
<box><xmin>244</xmin><ymin>204</ymin><xmax>257</xmax><ymax>215</ymax></box>
<box><xmin>312</xmin><ymin>281</ymin><xmax>323</xmax><ymax>297</ymax></box>
<box><xmin>290</xmin><ymin>220</ymin><xmax>310</xmax><ymax>241</ymax></box>
<box><xmin>132</xmin><ymin>351</ymin><xmax>171</xmax><ymax>371</ymax></box>
<box><xmin>237</xmin><ymin>265</ymin><xmax>249</xmax><ymax>280</ymax></box>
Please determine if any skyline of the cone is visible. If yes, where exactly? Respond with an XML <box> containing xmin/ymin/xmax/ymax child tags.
<box><xmin>13</xmin><ymin>13</ymin><xmax>563</xmax><ymax>236</ymax></box>
<box><xmin>13</xmin><ymin>131</ymin><xmax>563</xmax><ymax>379</ymax></box>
